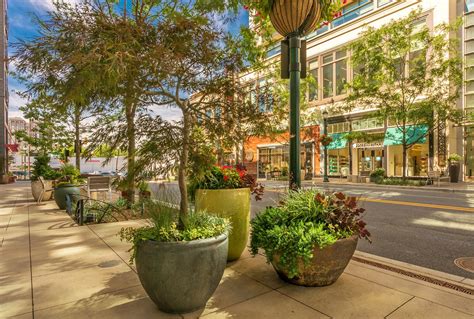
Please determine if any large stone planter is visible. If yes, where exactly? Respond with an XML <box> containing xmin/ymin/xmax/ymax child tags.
<box><xmin>136</xmin><ymin>234</ymin><xmax>228</xmax><ymax>314</ymax></box>
<box><xmin>54</xmin><ymin>184</ymin><xmax>81</xmax><ymax>210</ymax></box>
<box><xmin>449</xmin><ymin>163</ymin><xmax>460</xmax><ymax>183</ymax></box>
<box><xmin>271</xmin><ymin>235</ymin><xmax>358</xmax><ymax>287</ymax></box>
<box><xmin>31</xmin><ymin>180</ymin><xmax>53</xmax><ymax>201</ymax></box>
<box><xmin>195</xmin><ymin>188</ymin><xmax>250</xmax><ymax>261</ymax></box>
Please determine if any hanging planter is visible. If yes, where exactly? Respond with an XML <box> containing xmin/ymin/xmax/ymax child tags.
<box><xmin>270</xmin><ymin>0</ymin><xmax>322</xmax><ymax>37</ymax></box>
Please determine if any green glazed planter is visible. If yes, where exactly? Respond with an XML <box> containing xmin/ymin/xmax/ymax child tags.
<box><xmin>196</xmin><ymin>188</ymin><xmax>250</xmax><ymax>261</ymax></box>
<box><xmin>54</xmin><ymin>184</ymin><xmax>81</xmax><ymax>210</ymax></box>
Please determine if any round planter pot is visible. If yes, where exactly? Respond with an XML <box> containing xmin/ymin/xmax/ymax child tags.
<box><xmin>271</xmin><ymin>235</ymin><xmax>358</xmax><ymax>287</ymax></box>
<box><xmin>54</xmin><ymin>184</ymin><xmax>81</xmax><ymax>210</ymax></box>
<box><xmin>449</xmin><ymin>163</ymin><xmax>460</xmax><ymax>183</ymax></box>
<box><xmin>195</xmin><ymin>188</ymin><xmax>250</xmax><ymax>261</ymax></box>
<box><xmin>31</xmin><ymin>180</ymin><xmax>53</xmax><ymax>201</ymax></box>
<box><xmin>136</xmin><ymin>234</ymin><xmax>228</xmax><ymax>314</ymax></box>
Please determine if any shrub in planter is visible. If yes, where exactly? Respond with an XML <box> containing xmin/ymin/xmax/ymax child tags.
<box><xmin>30</xmin><ymin>155</ymin><xmax>60</xmax><ymax>201</ymax></box>
<box><xmin>189</xmin><ymin>165</ymin><xmax>264</xmax><ymax>261</ymax></box>
<box><xmin>251</xmin><ymin>190</ymin><xmax>371</xmax><ymax>287</ymax></box>
<box><xmin>448</xmin><ymin>153</ymin><xmax>462</xmax><ymax>183</ymax></box>
<box><xmin>54</xmin><ymin>164</ymin><xmax>83</xmax><ymax>210</ymax></box>
<box><xmin>119</xmin><ymin>201</ymin><xmax>230</xmax><ymax>314</ymax></box>
<box><xmin>369</xmin><ymin>168</ymin><xmax>385</xmax><ymax>183</ymax></box>
<box><xmin>137</xmin><ymin>180</ymin><xmax>151</xmax><ymax>200</ymax></box>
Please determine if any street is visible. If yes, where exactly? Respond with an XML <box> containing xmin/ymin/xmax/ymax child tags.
<box><xmin>150</xmin><ymin>182</ymin><xmax>474</xmax><ymax>278</ymax></box>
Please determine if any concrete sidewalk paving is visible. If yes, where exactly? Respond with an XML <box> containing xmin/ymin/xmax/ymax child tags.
<box><xmin>1</xmin><ymin>182</ymin><xmax>473</xmax><ymax>318</ymax></box>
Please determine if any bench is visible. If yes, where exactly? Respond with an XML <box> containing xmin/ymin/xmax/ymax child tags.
<box><xmin>426</xmin><ymin>171</ymin><xmax>450</xmax><ymax>187</ymax></box>
<box><xmin>87</xmin><ymin>176</ymin><xmax>112</xmax><ymax>201</ymax></box>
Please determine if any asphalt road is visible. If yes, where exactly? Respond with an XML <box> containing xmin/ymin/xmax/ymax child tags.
<box><xmin>150</xmin><ymin>182</ymin><xmax>474</xmax><ymax>278</ymax></box>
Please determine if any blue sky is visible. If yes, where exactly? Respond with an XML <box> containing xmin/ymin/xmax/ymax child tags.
<box><xmin>8</xmin><ymin>0</ymin><xmax>249</xmax><ymax>119</ymax></box>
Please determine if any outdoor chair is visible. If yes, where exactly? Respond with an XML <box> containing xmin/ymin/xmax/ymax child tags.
<box><xmin>87</xmin><ymin>176</ymin><xmax>112</xmax><ymax>202</ymax></box>
<box><xmin>426</xmin><ymin>170</ymin><xmax>450</xmax><ymax>187</ymax></box>
<box><xmin>37</xmin><ymin>176</ymin><xmax>54</xmax><ymax>205</ymax></box>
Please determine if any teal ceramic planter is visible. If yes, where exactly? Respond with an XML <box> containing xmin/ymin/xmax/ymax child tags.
<box><xmin>136</xmin><ymin>234</ymin><xmax>228</xmax><ymax>313</ymax></box>
<box><xmin>54</xmin><ymin>184</ymin><xmax>81</xmax><ymax>210</ymax></box>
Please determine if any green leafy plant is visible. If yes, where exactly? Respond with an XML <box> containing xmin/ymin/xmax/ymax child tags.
<box><xmin>56</xmin><ymin>163</ymin><xmax>83</xmax><ymax>186</ymax></box>
<box><xmin>250</xmin><ymin>190</ymin><xmax>370</xmax><ymax>278</ymax></box>
<box><xmin>188</xmin><ymin>165</ymin><xmax>264</xmax><ymax>201</ymax></box>
<box><xmin>448</xmin><ymin>153</ymin><xmax>462</xmax><ymax>162</ymax></box>
<box><xmin>374</xmin><ymin>177</ymin><xmax>425</xmax><ymax>186</ymax></box>
<box><xmin>119</xmin><ymin>200</ymin><xmax>231</xmax><ymax>263</ymax></box>
<box><xmin>31</xmin><ymin>155</ymin><xmax>61</xmax><ymax>181</ymax></box>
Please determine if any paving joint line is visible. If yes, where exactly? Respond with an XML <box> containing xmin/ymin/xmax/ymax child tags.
<box><xmin>274</xmin><ymin>289</ymin><xmax>333</xmax><ymax>318</ymax></box>
<box><xmin>352</xmin><ymin>256</ymin><xmax>474</xmax><ymax>295</ymax></box>
<box><xmin>384</xmin><ymin>296</ymin><xmax>415</xmax><ymax>318</ymax></box>
<box><xmin>26</xmin><ymin>189</ymin><xmax>35</xmax><ymax>318</ymax></box>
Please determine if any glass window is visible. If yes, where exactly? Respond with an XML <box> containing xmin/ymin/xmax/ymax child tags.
<box><xmin>323</xmin><ymin>54</ymin><xmax>333</xmax><ymax>64</ymax></box>
<box><xmin>467</xmin><ymin>27</ymin><xmax>474</xmax><ymax>40</ymax></box>
<box><xmin>467</xmin><ymin>81</ymin><xmax>474</xmax><ymax>93</ymax></box>
<box><xmin>467</xmin><ymin>0</ymin><xmax>474</xmax><ymax>13</ymax></box>
<box><xmin>336</xmin><ymin>60</ymin><xmax>348</xmax><ymax>95</ymax></box>
<box><xmin>323</xmin><ymin>64</ymin><xmax>334</xmax><ymax>98</ymax></box>
<box><xmin>466</xmin><ymin>40</ymin><xmax>474</xmax><ymax>54</ymax></box>
<box><xmin>378</xmin><ymin>0</ymin><xmax>393</xmax><ymax>7</ymax></box>
<box><xmin>309</xmin><ymin>60</ymin><xmax>319</xmax><ymax>101</ymax></box>
<box><xmin>467</xmin><ymin>13</ymin><xmax>474</xmax><ymax>27</ymax></box>
<box><xmin>467</xmin><ymin>54</ymin><xmax>474</xmax><ymax>67</ymax></box>
<box><xmin>467</xmin><ymin>67</ymin><xmax>474</xmax><ymax>81</ymax></box>
<box><xmin>466</xmin><ymin>95</ymin><xmax>474</xmax><ymax>108</ymax></box>
<box><xmin>332</xmin><ymin>0</ymin><xmax>374</xmax><ymax>28</ymax></box>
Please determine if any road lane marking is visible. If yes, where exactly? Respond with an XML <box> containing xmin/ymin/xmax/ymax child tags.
<box><xmin>264</xmin><ymin>189</ymin><xmax>474</xmax><ymax>212</ymax></box>
<box><xmin>360</xmin><ymin>198</ymin><xmax>474</xmax><ymax>213</ymax></box>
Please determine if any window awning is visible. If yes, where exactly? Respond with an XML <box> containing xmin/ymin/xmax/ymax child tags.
<box><xmin>383</xmin><ymin>125</ymin><xmax>429</xmax><ymax>146</ymax></box>
<box><xmin>327</xmin><ymin>133</ymin><xmax>348</xmax><ymax>150</ymax></box>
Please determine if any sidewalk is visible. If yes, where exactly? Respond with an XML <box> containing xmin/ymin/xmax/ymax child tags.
<box><xmin>261</xmin><ymin>178</ymin><xmax>474</xmax><ymax>194</ymax></box>
<box><xmin>1</xmin><ymin>182</ymin><xmax>473</xmax><ymax>318</ymax></box>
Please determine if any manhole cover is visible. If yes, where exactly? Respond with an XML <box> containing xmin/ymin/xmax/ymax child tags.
<box><xmin>98</xmin><ymin>260</ymin><xmax>121</xmax><ymax>268</ymax></box>
<box><xmin>454</xmin><ymin>257</ymin><xmax>474</xmax><ymax>273</ymax></box>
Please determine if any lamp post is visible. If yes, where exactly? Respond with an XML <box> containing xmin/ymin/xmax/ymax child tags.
<box><xmin>322</xmin><ymin>110</ymin><xmax>329</xmax><ymax>183</ymax></box>
<box><xmin>269</xmin><ymin>0</ymin><xmax>322</xmax><ymax>189</ymax></box>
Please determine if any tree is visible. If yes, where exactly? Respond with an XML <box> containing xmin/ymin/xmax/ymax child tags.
<box><xmin>341</xmin><ymin>10</ymin><xmax>463</xmax><ymax>178</ymax></box>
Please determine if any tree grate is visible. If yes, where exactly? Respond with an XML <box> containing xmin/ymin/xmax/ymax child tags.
<box><xmin>351</xmin><ymin>256</ymin><xmax>473</xmax><ymax>296</ymax></box>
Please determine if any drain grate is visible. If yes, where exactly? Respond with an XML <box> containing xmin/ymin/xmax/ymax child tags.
<box><xmin>454</xmin><ymin>257</ymin><xmax>474</xmax><ymax>274</ymax></box>
<box><xmin>351</xmin><ymin>256</ymin><xmax>474</xmax><ymax>296</ymax></box>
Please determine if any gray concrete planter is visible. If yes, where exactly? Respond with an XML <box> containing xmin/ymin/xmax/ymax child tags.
<box><xmin>271</xmin><ymin>235</ymin><xmax>358</xmax><ymax>287</ymax></box>
<box><xmin>136</xmin><ymin>233</ymin><xmax>228</xmax><ymax>314</ymax></box>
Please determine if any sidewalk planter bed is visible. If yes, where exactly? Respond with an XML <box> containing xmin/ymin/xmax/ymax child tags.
<box><xmin>190</xmin><ymin>166</ymin><xmax>263</xmax><ymax>261</ymax></box>
<box><xmin>120</xmin><ymin>201</ymin><xmax>230</xmax><ymax>314</ymax></box>
<box><xmin>251</xmin><ymin>190</ymin><xmax>370</xmax><ymax>287</ymax></box>
<box><xmin>196</xmin><ymin>188</ymin><xmax>250</xmax><ymax>261</ymax></box>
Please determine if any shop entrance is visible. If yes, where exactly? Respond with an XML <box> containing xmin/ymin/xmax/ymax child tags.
<box><xmin>357</xmin><ymin>148</ymin><xmax>383</xmax><ymax>174</ymax></box>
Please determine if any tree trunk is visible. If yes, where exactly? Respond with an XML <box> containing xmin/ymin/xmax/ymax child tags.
<box><xmin>402</xmin><ymin>144</ymin><xmax>407</xmax><ymax>180</ymax></box>
<box><xmin>126</xmin><ymin>105</ymin><xmax>136</xmax><ymax>204</ymax></box>
<box><xmin>178</xmin><ymin>111</ymin><xmax>190</xmax><ymax>229</ymax></box>
<box><xmin>74</xmin><ymin>107</ymin><xmax>81</xmax><ymax>171</ymax></box>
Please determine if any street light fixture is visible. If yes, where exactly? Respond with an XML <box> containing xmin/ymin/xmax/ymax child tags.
<box><xmin>322</xmin><ymin>109</ymin><xmax>329</xmax><ymax>183</ymax></box>
<box><xmin>269</xmin><ymin>0</ymin><xmax>323</xmax><ymax>189</ymax></box>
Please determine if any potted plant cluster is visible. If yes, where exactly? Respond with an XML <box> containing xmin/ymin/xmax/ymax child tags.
<box><xmin>120</xmin><ymin>200</ymin><xmax>230</xmax><ymax>314</ymax></box>
<box><xmin>189</xmin><ymin>165</ymin><xmax>264</xmax><ymax>261</ymax></box>
<box><xmin>251</xmin><ymin>189</ymin><xmax>371</xmax><ymax>287</ymax></box>
<box><xmin>448</xmin><ymin>153</ymin><xmax>462</xmax><ymax>183</ymax></box>
<box><xmin>30</xmin><ymin>155</ymin><xmax>61</xmax><ymax>201</ymax></box>
<box><xmin>53</xmin><ymin>163</ymin><xmax>83</xmax><ymax>210</ymax></box>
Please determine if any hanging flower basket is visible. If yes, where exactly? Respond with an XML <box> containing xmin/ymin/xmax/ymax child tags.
<box><xmin>320</xmin><ymin>134</ymin><xmax>333</xmax><ymax>147</ymax></box>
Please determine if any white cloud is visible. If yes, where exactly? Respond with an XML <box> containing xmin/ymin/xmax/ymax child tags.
<box><xmin>9</xmin><ymin>90</ymin><xmax>28</xmax><ymax>114</ymax></box>
<box><xmin>26</xmin><ymin>0</ymin><xmax>82</xmax><ymax>11</ymax></box>
<box><xmin>151</xmin><ymin>106</ymin><xmax>183</xmax><ymax>122</ymax></box>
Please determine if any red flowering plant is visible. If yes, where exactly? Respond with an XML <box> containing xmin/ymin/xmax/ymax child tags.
<box><xmin>319</xmin><ymin>134</ymin><xmax>333</xmax><ymax>147</ymax></box>
<box><xmin>189</xmin><ymin>165</ymin><xmax>264</xmax><ymax>201</ymax></box>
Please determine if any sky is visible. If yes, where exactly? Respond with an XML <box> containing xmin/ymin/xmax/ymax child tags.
<box><xmin>7</xmin><ymin>0</ymin><xmax>249</xmax><ymax>120</ymax></box>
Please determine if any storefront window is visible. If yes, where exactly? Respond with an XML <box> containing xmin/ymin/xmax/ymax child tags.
<box><xmin>323</xmin><ymin>54</ymin><xmax>334</xmax><ymax>98</ymax></box>
<box><xmin>352</xmin><ymin>117</ymin><xmax>384</xmax><ymax>131</ymax></box>
<box><xmin>332</xmin><ymin>0</ymin><xmax>374</xmax><ymax>28</ymax></box>
<box><xmin>258</xmin><ymin>143</ymin><xmax>314</xmax><ymax>179</ymax></box>
<box><xmin>309</xmin><ymin>61</ymin><xmax>319</xmax><ymax>101</ymax></box>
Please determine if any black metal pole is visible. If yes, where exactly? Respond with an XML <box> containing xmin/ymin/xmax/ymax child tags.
<box><xmin>289</xmin><ymin>35</ymin><xmax>301</xmax><ymax>189</ymax></box>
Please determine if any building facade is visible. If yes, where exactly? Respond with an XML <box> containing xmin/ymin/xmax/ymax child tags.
<box><xmin>0</xmin><ymin>0</ymin><xmax>8</xmax><ymax>180</ymax></box>
<box><xmin>243</xmin><ymin>0</ymin><xmax>471</xmax><ymax>180</ymax></box>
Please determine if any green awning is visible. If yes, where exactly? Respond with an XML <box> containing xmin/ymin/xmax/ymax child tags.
<box><xmin>327</xmin><ymin>133</ymin><xmax>348</xmax><ymax>150</ymax></box>
<box><xmin>383</xmin><ymin>125</ymin><xmax>429</xmax><ymax>146</ymax></box>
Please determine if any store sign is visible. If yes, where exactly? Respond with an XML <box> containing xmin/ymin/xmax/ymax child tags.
<box><xmin>352</xmin><ymin>142</ymin><xmax>383</xmax><ymax>149</ymax></box>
